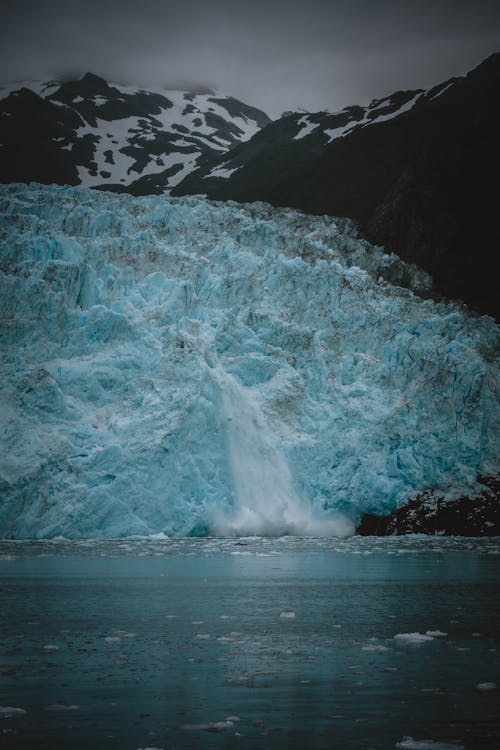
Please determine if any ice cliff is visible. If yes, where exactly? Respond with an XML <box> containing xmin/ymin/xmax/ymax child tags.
<box><xmin>0</xmin><ymin>183</ymin><xmax>498</xmax><ymax>538</ymax></box>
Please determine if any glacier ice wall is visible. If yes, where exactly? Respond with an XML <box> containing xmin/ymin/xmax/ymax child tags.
<box><xmin>0</xmin><ymin>183</ymin><xmax>498</xmax><ymax>538</ymax></box>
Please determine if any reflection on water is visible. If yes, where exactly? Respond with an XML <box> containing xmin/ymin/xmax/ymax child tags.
<box><xmin>1</xmin><ymin>537</ymin><xmax>499</xmax><ymax>749</ymax></box>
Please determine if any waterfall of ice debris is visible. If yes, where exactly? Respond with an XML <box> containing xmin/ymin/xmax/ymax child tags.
<box><xmin>211</xmin><ymin>363</ymin><xmax>351</xmax><ymax>536</ymax></box>
<box><xmin>0</xmin><ymin>183</ymin><xmax>498</xmax><ymax>538</ymax></box>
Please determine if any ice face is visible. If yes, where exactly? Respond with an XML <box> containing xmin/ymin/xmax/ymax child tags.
<box><xmin>0</xmin><ymin>184</ymin><xmax>498</xmax><ymax>538</ymax></box>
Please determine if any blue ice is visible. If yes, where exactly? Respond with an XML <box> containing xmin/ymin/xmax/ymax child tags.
<box><xmin>0</xmin><ymin>184</ymin><xmax>498</xmax><ymax>537</ymax></box>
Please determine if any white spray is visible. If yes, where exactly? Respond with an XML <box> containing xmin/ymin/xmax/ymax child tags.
<box><xmin>210</xmin><ymin>364</ymin><xmax>353</xmax><ymax>537</ymax></box>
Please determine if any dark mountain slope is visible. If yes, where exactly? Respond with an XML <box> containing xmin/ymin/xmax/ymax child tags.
<box><xmin>175</xmin><ymin>54</ymin><xmax>500</xmax><ymax>318</ymax></box>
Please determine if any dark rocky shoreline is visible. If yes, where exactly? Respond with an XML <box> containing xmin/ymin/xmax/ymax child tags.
<box><xmin>357</xmin><ymin>476</ymin><xmax>500</xmax><ymax>536</ymax></box>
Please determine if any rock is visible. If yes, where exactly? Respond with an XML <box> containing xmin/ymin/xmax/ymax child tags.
<box><xmin>357</xmin><ymin>476</ymin><xmax>500</xmax><ymax>536</ymax></box>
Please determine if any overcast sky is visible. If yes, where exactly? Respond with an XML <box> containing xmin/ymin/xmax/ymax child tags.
<box><xmin>2</xmin><ymin>0</ymin><xmax>499</xmax><ymax>117</ymax></box>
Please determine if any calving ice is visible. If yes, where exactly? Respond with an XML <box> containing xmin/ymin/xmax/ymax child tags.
<box><xmin>0</xmin><ymin>184</ymin><xmax>498</xmax><ymax>538</ymax></box>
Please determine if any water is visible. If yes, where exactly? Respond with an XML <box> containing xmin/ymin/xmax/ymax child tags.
<box><xmin>1</xmin><ymin>536</ymin><xmax>499</xmax><ymax>750</ymax></box>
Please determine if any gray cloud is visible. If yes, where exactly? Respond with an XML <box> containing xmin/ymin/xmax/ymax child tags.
<box><xmin>2</xmin><ymin>0</ymin><xmax>499</xmax><ymax>116</ymax></box>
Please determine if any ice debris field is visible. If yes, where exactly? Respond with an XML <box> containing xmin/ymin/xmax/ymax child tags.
<box><xmin>0</xmin><ymin>183</ymin><xmax>499</xmax><ymax>537</ymax></box>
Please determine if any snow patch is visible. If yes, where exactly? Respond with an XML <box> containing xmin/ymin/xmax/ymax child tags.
<box><xmin>293</xmin><ymin>116</ymin><xmax>319</xmax><ymax>140</ymax></box>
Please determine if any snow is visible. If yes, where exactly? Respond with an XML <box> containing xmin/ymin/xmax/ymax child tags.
<box><xmin>206</xmin><ymin>164</ymin><xmax>240</xmax><ymax>179</ymax></box>
<box><xmin>324</xmin><ymin>93</ymin><xmax>422</xmax><ymax>143</ymax></box>
<box><xmin>324</xmin><ymin>119</ymin><xmax>360</xmax><ymax>143</ymax></box>
<box><xmin>293</xmin><ymin>116</ymin><xmax>319</xmax><ymax>140</ymax></box>
<box><xmin>160</xmin><ymin>154</ymin><xmax>199</xmax><ymax>188</ymax></box>
<box><xmin>0</xmin><ymin>184</ymin><xmax>498</xmax><ymax>538</ymax></box>
<box><xmin>70</xmin><ymin>103</ymin><xmax>231</xmax><ymax>188</ymax></box>
<box><xmin>0</xmin><ymin>77</ymin><xmax>267</xmax><ymax>193</ymax></box>
<box><xmin>366</xmin><ymin>92</ymin><xmax>422</xmax><ymax>124</ymax></box>
<box><xmin>429</xmin><ymin>82</ymin><xmax>454</xmax><ymax>100</ymax></box>
<box><xmin>0</xmin><ymin>79</ymin><xmax>56</xmax><ymax>99</ymax></box>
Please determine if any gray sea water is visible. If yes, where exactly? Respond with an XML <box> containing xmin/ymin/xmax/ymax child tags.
<box><xmin>1</xmin><ymin>536</ymin><xmax>499</xmax><ymax>750</ymax></box>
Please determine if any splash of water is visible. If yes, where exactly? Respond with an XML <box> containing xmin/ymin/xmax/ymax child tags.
<box><xmin>210</xmin><ymin>365</ymin><xmax>353</xmax><ymax>537</ymax></box>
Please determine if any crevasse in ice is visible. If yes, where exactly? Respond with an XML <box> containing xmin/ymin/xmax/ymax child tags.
<box><xmin>0</xmin><ymin>183</ymin><xmax>498</xmax><ymax>537</ymax></box>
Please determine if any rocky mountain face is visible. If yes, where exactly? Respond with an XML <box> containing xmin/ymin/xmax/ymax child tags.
<box><xmin>175</xmin><ymin>54</ymin><xmax>500</xmax><ymax>320</ymax></box>
<box><xmin>357</xmin><ymin>477</ymin><xmax>500</xmax><ymax>536</ymax></box>
<box><xmin>0</xmin><ymin>72</ymin><xmax>270</xmax><ymax>194</ymax></box>
<box><xmin>1</xmin><ymin>56</ymin><xmax>499</xmax><ymax>320</ymax></box>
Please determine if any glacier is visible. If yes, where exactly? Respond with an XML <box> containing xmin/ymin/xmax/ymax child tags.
<box><xmin>0</xmin><ymin>183</ymin><xmax>498</xmax><ymax>538</ymax></box>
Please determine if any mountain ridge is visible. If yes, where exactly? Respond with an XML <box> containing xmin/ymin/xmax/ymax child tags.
<box><xmin>1</xmin><ymin>56</ymin><xmax>499</xmax><ymax>318</ymax></box>
<box><xmin>174</xmin><ymin>52</ymin><xmax>500</xmax><ymax>319</ymax></box>
<box><xmin>0</xmin><ymin>72</ymin><xmax>270</xmax><ymax>193</ymax></box>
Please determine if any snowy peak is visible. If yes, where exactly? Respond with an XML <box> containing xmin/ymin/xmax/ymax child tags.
<box><xmin>195</xmin><ymin>77</ymin><xmax>460</xmax><ymax>188</ymax></box>
<box><xmin>0</xmin><ymin>72</ymin><xmax>271</xmax><ymax>193</ymax></box>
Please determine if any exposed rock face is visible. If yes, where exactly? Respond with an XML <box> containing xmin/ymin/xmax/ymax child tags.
<box><xmin>0</xmin><ymin>73</ymin><xmax>270</xmax><ymax>194</ymax></box>
<box><xmin>176</xmin><ymin>53</ymin><xmax>500</xmax><ymax>320</ymax></box>
<box><xmin>357</xmin><ymin>477</ymin><xmax>500</xmax><ymax>536</ymax></box>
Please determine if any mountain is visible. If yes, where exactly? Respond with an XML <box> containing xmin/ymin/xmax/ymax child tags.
<box><xmin>0</xmin><ymin>72</ymin><xmax>270</xmax><ymax>194</ymax></box>
<box><xmin>2</xmin><ymin>57</ymin><xmax>499</xmax><ymax>320</ymax></box>
<box><xmin>174</xmin><ymin>53</ymin><xmax>500</xmax><ymax>320</ymax></box>
<box><xmin>1</xmin><ymin>183</ymin><xmax>498</xmax><ymax>538</ymax></box>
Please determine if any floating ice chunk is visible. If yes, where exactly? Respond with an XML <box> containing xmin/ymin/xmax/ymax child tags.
<box><xmin>394</xmin><ymin>633</ymin><xmax>434</xmax><ymax>644</ymax></box>
<box><xmin>0</xmin><ymin>706</ymin><xmax>27</xmax><ymax>716</ymax></box>
<box><xmin>396</xmin><ymin>739</ymin><xmax>463</xmax><ymax>749</ymax></box>
<box><xmin>104</xmin><ymin>636</ymin><xmax>121</xmax><ymax>643</ymax></box>
<box><xmin>182</xmin><ymin>720</ymin><xmax>235</xmax><ymax>732</ymax></box>
<box><xmin>425</xmin><ymin>630</ymin><xmax>447</xmax><ymax>637</ymax></box>
<box><xmin>280</xmin><ymin>611</ymin><xmax>296</xmax><ymax>619</ymax></box>
<box><xmin>476</xmin><ymin>682</ymin><xmax>498</xmax><ymax>691</ymax></box>
<box><xmin>42</xmin><ymin>644</ymin><xmax>59</xmax><ymax>651</ymax></box>
<box><xmin>46</xmin><ymin>704</ymin><xmax>80</xmax><ymax>711</ymax></box>
<box><xmin>362</xmin><ymin>644</ymin><xmax>390</xmax><ymax>652</ymax></box>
